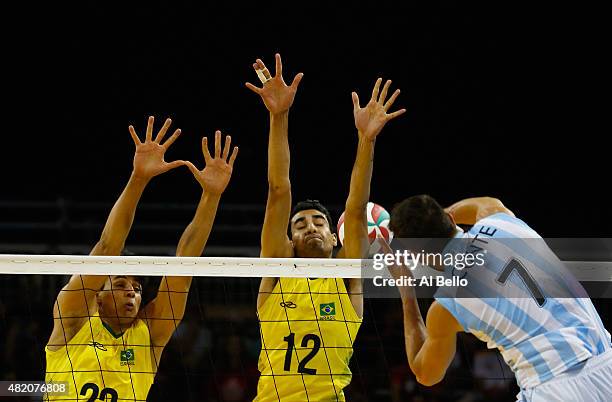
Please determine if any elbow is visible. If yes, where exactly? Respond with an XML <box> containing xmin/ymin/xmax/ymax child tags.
<box><xmin>343</xmin><ymin>208</ymin><xmax>367</xmax><ymax>230</ymax></box>
<box><xmin>415</xmin><ymin>373</ymin><xmax>443</xmax><ymax>387</ymax></box>
<box><xmin>411</xmin><ymin>364</ymin><xmax>444</xmax><ymax>387</ymax></box>
<box><xmin>479</xmin><ymin>196</ymin><xmax>508</xmax><ymax>210</ymax></box>
<box><xmin>93</xmin><ymin>238</ymin><xmax>123</xmax><ymax>256</ymax></box>
<box><xmin>344</xmin><ymin>200</ymin><xmax>367</xmax><ymax>217</ymax></box>
<box><xmin>480</xmin><ymin>197</ymin><xmax>514</xmax><ymax>217</ymax></box>
<box><xmin>268</xmin><ymin>180</ymin><xmax>291</xmax><ymax>195</ymax></box>
<box><xmin>482</xmin><ymin>196</ymin><xmax>503</xmax><ymax>205</ymax></box>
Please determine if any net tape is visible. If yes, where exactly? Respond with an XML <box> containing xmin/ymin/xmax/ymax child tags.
<box><xmin>0</xmin><ymin>254</ymin><xmax>610</xmax><ymax>281</ymax></box>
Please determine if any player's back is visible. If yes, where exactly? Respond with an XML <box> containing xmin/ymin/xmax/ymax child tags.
<box><xmin>435</xmin><ymin>213</ymin><xmax>611</xmax><ymax>388</ymax></box>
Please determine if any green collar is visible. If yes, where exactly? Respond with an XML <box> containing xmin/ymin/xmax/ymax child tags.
<box><xmin>101</xmin><ymin>320</ymin><xmax>124</xmax><ymax>339</ymax></box>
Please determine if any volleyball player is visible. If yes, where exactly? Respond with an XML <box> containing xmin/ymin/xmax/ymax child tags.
<box><xmin>246</xmin><ymin>54</ymin><xmax>405</xmax><ymax>401</ymax></box>
<box><xmin>44</xmin><ymin>117</ymin><xmax>238</xmax><ymax>401</ymax></box>
<box><xmin>386</xmin><ymin>195</ymin><xmax>612</xmax><ymax>401</ymax></box>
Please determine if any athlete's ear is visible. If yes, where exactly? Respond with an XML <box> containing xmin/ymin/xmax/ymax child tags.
<box><xmin>331</xmin><ymin>233</ymin><xmax>338</xmax><ymax>247</ymax></box>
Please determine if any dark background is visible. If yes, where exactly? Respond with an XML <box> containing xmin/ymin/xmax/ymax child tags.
<box><xmin>3</xmin><ymin>0</ymin><xmax>610</xmax><ymax>236</ymax></box>
<box><xmin>1</xmin><ymin>1</ymin><xmax>610</xmax><ymax>401</ymax></box>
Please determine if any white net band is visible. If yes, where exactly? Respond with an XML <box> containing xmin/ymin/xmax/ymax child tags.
<box><xmin>0</xmin><ymin>254</ymin><xmax>610</xmax><ymax>281</ymax></box>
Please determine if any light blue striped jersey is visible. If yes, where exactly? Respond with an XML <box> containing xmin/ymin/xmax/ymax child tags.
<box><xmin>435</xmin><ymin>213</ymin><xmax>611</xmax><ymax>388</ymax></box>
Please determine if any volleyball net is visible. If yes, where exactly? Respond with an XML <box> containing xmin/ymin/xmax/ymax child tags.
<box><xmin>0</xmin><ymin>254</ymin><xmax>610</xmax><ymax>401</ymax></box>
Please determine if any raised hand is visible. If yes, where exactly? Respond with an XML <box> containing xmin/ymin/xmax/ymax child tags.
<box><xmin>185</xmin><ymin>131</ymin><xmax>238</xmax><ymax>195</ymax></box>
<box><xmin>352</xmin><ymin>78</ymin><xmax>406</xmax><ymax>141</ymax></box>
<box><xmin>129</xmin><ymin>116</ymin><xmax>186</xmax><ymax>181</ymax></box>
<box><xmin>245</xmin><ymin>53</ymin><xmax>304</xmax><ymax>114</ymax></box>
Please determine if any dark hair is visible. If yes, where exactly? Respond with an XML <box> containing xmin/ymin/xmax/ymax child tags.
<box><xmin>99</xmin><ymin>275</ymin><xmax>146</xmax><ymax>293</ymax></box>
<box><xmin>389</xmin><ymin>195</ymin><xmax>455</xmax><ymax>238</ymax></box>
<box><xmin>288</xmin><ymin>199</ymin><xmax>334</xmax><ymax>238</ymax></box>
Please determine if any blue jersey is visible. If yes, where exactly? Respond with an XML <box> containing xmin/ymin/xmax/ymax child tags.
<box><xmin>435</xmin><ymin>213</ymin><xmax>611</xmax><ymax>388</ymax></box>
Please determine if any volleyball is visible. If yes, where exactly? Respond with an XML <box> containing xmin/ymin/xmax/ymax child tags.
<box><xmin>337</xmin><ymin>202</ymin><xmax>394</xmax><ymax>246</ymax></box>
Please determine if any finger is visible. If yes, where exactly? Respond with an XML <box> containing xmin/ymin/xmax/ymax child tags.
<box><xmin>381</xmin><ymin>239</ymin><xmax>393</xmax><ymax>254</ymax></box>
<box><xmin>245</xmin><ymin>82</ymin><xmax>263</xmax><ymax>94</ymax></box>
<box><xmin>379</xmin><ymin>80</ymin><xmax>392</xmax><ymax>104</ymax></box>
<box><xmin>290</xmin><ymin>72</ymin><xmax>304</xmax><ymax>90</ymax></box>
<box><xmin>222</xmin><ymin>135</ymin><xmax>231</xmax><ymax>161</ymax></box>
<box><xmin>161</xmin><ymin>160</ymin><xmax>186</xmax><ymax>173</ymax></box>
<box><xmin>262</xmin><ymin>68</ymin><xmax>272</xmax><ymax>80</ymax></box>
<box><xmin>384</xmin><ymin>89</ymin><xmax>401</xmax><ymax>111</ymax></box>
<box><xmin>228</xmin><ymin>146</ymin><xmax>239</xmax><ymax>167</ymax></box>
<box><xmin>255</xmin><ymin>58</ymin><xmax>267</xmax><ymax>70</ymax></box>
<box><xmin>256</xmin><ymin>59</ymin><xmax>271</xmax><ymax>80</ymax></box>
<box><xmin>214</xmin><ymin>130</ymin><xmax>221</xmax><ymax>158</ymax></box>
<box><xmin>201</xmin><ymin>137</ymin><xmax>212</xmax><ymax>163</ymax></box>
<box><xmin>128</xmin><ymin>125</ymin><xmax>141</xmax><ymax>145</ymax></box>
<box><xmin>351</xmin><ymin>92</ymin><xmax>360</xmax><ymax>111</ymax></box>
<box><xmin>183</xmin><ymin>160</ymin><xmax>201</xmax><ymax>176</ymax></box>
<box><xmin>386</xmin><ymin>108</ymin><xmax>407</xmax><ymax>120</ymax></box>
<box><xmin>162</xmin><ymin>128</ymin><xmax>181</xmax><ymax>149</ymax></box>
<box><xmin>154</xmin><ymin>118</ymin><xmax>172</xmax><ymax>143</ymax></box>
<box><xmin>275</xmin><ymin>53</ymin><xmax>282</xmax><ymax>77</ymax></box>
<box><xmin>145</xmin><ymin>116</ymin><xmax>154</xmax><ymax>142</ymax></box>
<box><xmin>371</xmin><ymin>78</ymin><xmax>382</xmax><ymax>103</ymax></box>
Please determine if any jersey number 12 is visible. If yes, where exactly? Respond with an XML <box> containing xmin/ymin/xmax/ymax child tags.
<box><xmin>283</xmin><ymin>333</ymin><xmax>321</xmax><ymax>375</ymax></box>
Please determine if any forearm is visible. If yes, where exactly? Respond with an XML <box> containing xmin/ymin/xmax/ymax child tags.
<box><xmin>165</xmin><ymin>192</ymin><xmax>222</xmax><ymax>316</ymax></box>
<box><xmin>391</xmin><ymin>258</ymin><xmax>428</xmax><ymax>367</ymax></box>
<box><xmin>156</xmin><ymin>276</ymin><xmax>192</xmax><ymax>318</ymax></box>
<box><xmin>144</xmin><ymin>192</ymin><xmax>221</xmax><ymax>342</ymax></box>
<box><xmin>404</xmin><ymin>301</ymin><xmax>461</xmax><ymax>386</ymax></box>
<box><xmin>268</xmin><ymin>112</ymin><xmax>290</xmax><ymax>190</ymax></box>
<box><xmin>345</xmin><ymin>137</ymin><xmax>374</xmax><ymax>214</ymax></box>
<box><xmin>145</xmin><ymin>274</ymin><xmax>192</xmax><ymax>344</ymax></box>
<box><xmin>55</xmin><ymin>275</ymin><xmax>107</xmax><ymax>318</ymax></box>
<box><xmin>261</xmin><ymin>112</ymin><xmax>292</xmax><ymax>255</ymax></box>
<box><xmin>389</xmin><ymin>240</ymin><xmax>458</xmax><ymax>385</ymax></box>
<box><xmin>91</xmin><ymin>173</ymin><xmax>149</xmax><ymax>255</ymax></box>
<box><xmin>176</xmin><ymin>192</ymin><xmax>221</xmax><ymax>257</ymax></box>
<box><xmin>402</xmin><ymin>296</ymin><xmax>428</xmax><ymax>367</ymax></box>
<box><xmin>342</xmin><ymin>137</ymin><xmax>374</xmax><ymax>258</ymax></box>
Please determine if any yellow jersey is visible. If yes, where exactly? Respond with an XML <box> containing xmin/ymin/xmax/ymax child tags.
<box><xmin>254</xmin><ymin>278</ymin><xmax>362</xmax><ymax>402</ymax></box>
<box><xmin>45</xmin><ymin>313</ymin><xmax>155</xmax><ymax>401</ymax></box>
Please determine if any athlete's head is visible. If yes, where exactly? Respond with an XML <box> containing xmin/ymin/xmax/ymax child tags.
<box><xmin>390</xmin><ymin>195</ymin><xmax>455</xmax><ymax>238</ymax></box>
<box><xmin>289</xmin><ymin>199</ymin><xmax>337</xmax><ymax>258</ymax></box>
<box><xmin>390</xmin><ymin>195</ymin><xmax>457</xmax><ymax>270</ymax></box>
<box><xmin>96</xmin><ymin>275</ymin><xmax>143</xmax><ymax>325</ymax></box>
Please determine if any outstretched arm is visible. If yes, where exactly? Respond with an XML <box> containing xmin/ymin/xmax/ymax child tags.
<box><xmin>381</xmin><ymin>240</ymin><xmax>462</xmax><ymax>386</ymax></box>
<box><xmin>246</xmin><ymin>53</ymin><xmax>303</xmax><ymax>259</ymax></box>
<box><xmin>246</xmin><ymin>54</ymin><xmax>304</xmax><ymax>309</ymax></box>
<box><xmin>91</xmin><ymin>117</ymin><xmax>185</xmax><ymax>255</ymax></box>
<box><xmin>142</xmin><ymin>132</ymin><xmax>238</xmax><ymax>353</ymax></box>
<box><xmin>343</xmin><ymin>78</ymin><xmax>406</xmax><ymax>317</ymax></box>
<box><xmin>446</xmin><ymin>197</ymin><xmax>514</xmax><ymax>225</ymax></box>
<box><xmin>49</xmin><ymin>117</ymin><xmax>185</xmax><ymax>349</ymax></box>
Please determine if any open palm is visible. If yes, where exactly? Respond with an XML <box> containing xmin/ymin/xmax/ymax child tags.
<box><xmin>185</xmin><ymin>131</ymin><xmax>238</xmax><ymax>195</ymax></box>
<box><xmin>246</xmin><ymin>54</ymin><xmax>304</xmax><ymax>114</ymax></box>
<box><xmin>352</xmin><ymin>78</ymin><xmax>406</xmax><ymax>141</ymax></box>
<box><xmin>130</xmin><ymin>116</ymin><xmax>185</xmax><ymax>180</ymax></box>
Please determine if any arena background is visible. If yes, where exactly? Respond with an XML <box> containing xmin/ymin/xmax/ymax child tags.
<box><xmin>2</xmin><ymin>1</ymin><xmax>610</xmax><ymax>401</ymax></box>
